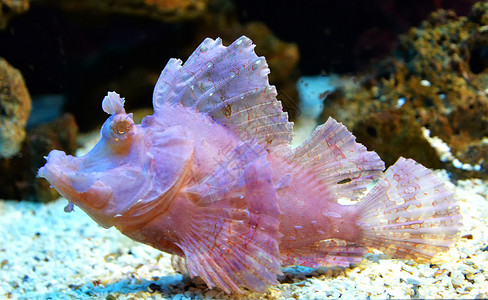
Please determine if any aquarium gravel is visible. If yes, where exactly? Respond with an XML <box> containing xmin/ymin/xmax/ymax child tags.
<box><xmin>1</xmin><ymin>130</ymin><xmax>487</xmax><ymax>299</ymax></box>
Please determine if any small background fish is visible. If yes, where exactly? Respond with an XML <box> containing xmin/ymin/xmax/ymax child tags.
<box><xmin>38</xmin><ymin>36</ymin><xmax>462</xmax><ymax>294</ymax></box>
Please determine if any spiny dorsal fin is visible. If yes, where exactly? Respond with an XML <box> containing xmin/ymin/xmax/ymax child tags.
<box><xmin>287</xmin><ymin>117</ymin><xmax>385</xmax><ymax>200</ymax></box>
<box><xmin>152</xmin><ymin>36</ymin><xmax>294</xmax><ymax>151</ymax></box>
<box><xmin>178</xmin><ymin>140</ymin><xmax>282</xmax><ymax>293</ymax></box>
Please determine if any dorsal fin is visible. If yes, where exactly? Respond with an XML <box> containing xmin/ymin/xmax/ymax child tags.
<box><xmin>152</xmin><ymin>36</ymin><xmax>294</xmax><ymax>151</ymax></box>
<box><xmin>287</xmin><ymin>117</ymin><xmax>385</xmax><ymax>200</ymax></box>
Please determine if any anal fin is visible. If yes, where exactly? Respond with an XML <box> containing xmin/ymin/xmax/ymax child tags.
<box><xmin>282</xmin><ymin>239</ymin><xmax>367</xmax><ymax>268</ymax></box>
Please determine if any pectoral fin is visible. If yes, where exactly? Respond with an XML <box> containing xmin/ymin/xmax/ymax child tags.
<box><xmin>175</xmin><ymin>140</ymin><xmax>282</xmax><ymax>293</ymax></box>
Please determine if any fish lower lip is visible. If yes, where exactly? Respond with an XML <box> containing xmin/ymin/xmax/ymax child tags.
<box><xmin>38</xmin><ymin>151</ymin><xmax>78</xmax><ymax>192</ymax></box>
<box><xmin>38</xmin><ymin>162</ymin><xmax>69</xmax><ymax>186</ymax></box>
<box><xmin>37</xmin><ymin>166</ymin><xmax>49</xmax><ymax>181</ymax></box>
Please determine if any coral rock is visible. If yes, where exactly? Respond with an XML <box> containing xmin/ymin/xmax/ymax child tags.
<box><xmin>37</xmin><ymin>0</ymin><xmax>209</xmax><ymax>22</ymax></box>
<box><xmin>321</xmin><ymin>1</ymin><xmax>488</xmax><ymax>179</ymax></box>
<box><xmin>352</xmin><ymin>110</ymin><xmax>442</xmax><ymax>169</ymax></box>
<box><xmin>0</xmin><ymin>57</ymin><xmax>31</xmax><ymax>158</ymax></box>
<box><xmin>0</xmin><ymin>113</ymin><xmax>78</xmax><ymax>201</ymax></box>
<box><xmin>0</xmin><ymin>0</ymin><xmax>29</xmax><ymax>29</ymax></box>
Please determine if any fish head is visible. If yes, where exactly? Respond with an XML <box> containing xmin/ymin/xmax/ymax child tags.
<box><xmin>38</xmin><ymin>92</ymin><xmax>152</xmax><ymax>228</ymax></box>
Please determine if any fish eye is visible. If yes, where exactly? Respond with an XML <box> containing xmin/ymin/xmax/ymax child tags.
<box><xmin>110</xmin><ymin>114</ymin><xmax>134</xmax><ymax>140</ymax></box>
<box><xmin>113</xmin><ymin>120</ymin><xmax>130</xmax><ymax>135</ymax></box>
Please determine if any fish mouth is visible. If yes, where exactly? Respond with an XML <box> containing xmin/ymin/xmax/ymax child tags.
<box><xmin>38</xmin><ymin>150</ymin><xmax>115</xmax><ymax>228</ymax></box>
<box><xmin>38</xmin><ymin>150</ymin><xmax>110</xmax><ymax>205</ymax></box>
<box><xmin>38</xmin><ymin>150</ymin><xmax>80</xmax><ymax>198</ymax></box>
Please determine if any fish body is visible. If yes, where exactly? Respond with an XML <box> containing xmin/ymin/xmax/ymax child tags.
<box><xmin>38</xmin><ymin>36</ymin><xmax>462</xmax><ymax>293</ymax></box>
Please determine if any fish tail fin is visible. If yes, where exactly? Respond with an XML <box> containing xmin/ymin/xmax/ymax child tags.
<box><xmin>357</xmin><ymin>157</ymin><xmax>462</xmax><ymax>261</ymax></box>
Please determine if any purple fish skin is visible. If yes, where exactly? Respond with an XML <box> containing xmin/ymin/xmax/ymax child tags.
<box><xmin>38</xmin><ymin>36</ymin><xmax>462</xmax><ymax>294</ymax></box>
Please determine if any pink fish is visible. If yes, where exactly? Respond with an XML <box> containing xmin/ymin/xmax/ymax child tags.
<box><xmin>38</xmin><ymin>36</ymin><xmax>462</xmax><ymax>294</ymax></box>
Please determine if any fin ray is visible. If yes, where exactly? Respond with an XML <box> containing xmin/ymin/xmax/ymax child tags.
<box><xmin>358</xmin><ymin>157</ymin><xmax>462</xmax><ymax>261</ymax></box>
<box><xmin>153</xmin><ymin>36</ymin><xmax>294</xmax><ymax>150</ymax></box>
<box><xmin>288</xmin><ymin>117</ymin><xmax>385</xmax><ymax>200</ymax></box>
<box><xmin>176</xmin><ymin>140</ymin><xmax>281</xmax><ymax>293</ymax></box>
<box><xmin>282</xmin><ymin>239</ymin><xmax>366</xmax><ymax>268</ymax></box>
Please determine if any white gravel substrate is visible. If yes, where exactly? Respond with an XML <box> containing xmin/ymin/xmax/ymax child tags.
<box><xmin>1</xmin><ymin>132</ymin><xmax>488</xmax><ymax>299</ymax></box>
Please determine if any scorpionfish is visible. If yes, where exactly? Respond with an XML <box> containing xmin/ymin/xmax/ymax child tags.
<box><xmin>38</xmin><ymin>36</ymin><xmax>462</xmax><ymax>294</ymax></box>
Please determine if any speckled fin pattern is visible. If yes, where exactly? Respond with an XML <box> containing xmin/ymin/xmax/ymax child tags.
<box><xmin>282</xmin><ymin>239</ymin><xmax>367</xmax><ymax>268</ymax></box>
<box><xmin>152</xmin><ymin>36</ymin><xmax>294</xmax><ymax>151</ymax></box>
<box><xmin>179</xmin><ymin>140</ymin><xmax>282</xmax><ymax>293</ymax></box>
<box><xmin>287</xmin><ymin>117</ymin><xmax>385</xmax><ymax>200</ymax></box>
<box><xmin>359</xmin><ymin>157</ymin><xmax>462</xmax><ymax>260</ymax></box>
